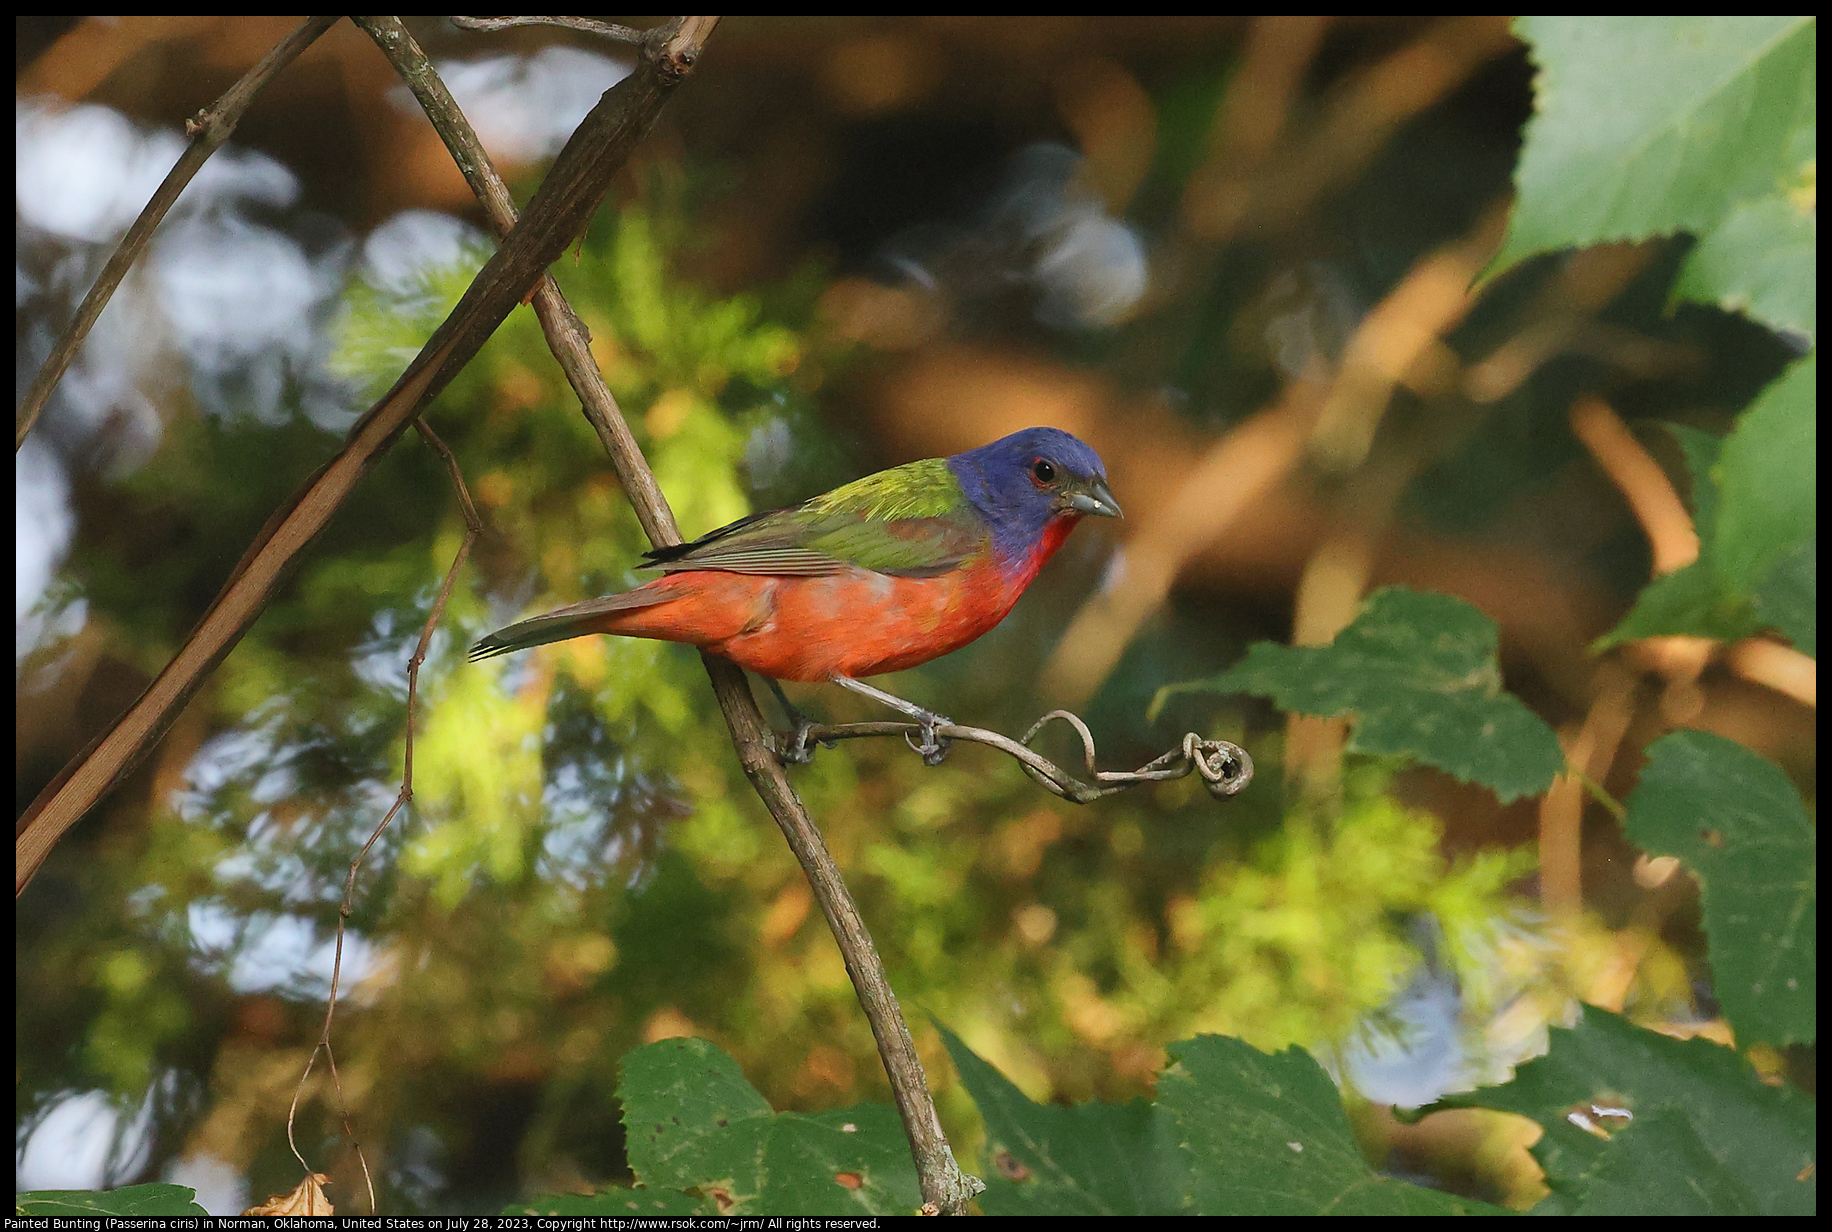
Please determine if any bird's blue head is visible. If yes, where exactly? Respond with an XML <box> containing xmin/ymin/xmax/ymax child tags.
<box><xmin>946</xmin><ymin>427</ymin><xmax>1120</xmax><ymax>568</ymax></box>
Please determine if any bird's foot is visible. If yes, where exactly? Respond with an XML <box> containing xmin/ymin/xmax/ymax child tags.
<box><xmin>776</xmin><ymin>715</ymin><xmax>836</xmax><ymax>766</ymax></box>
<box><xmin>828</xmin><ymin>675</ymin><xmax>954</xmax><ymax>766</ymax></box>
<box><xmin>777</xmin><ymin>719</ymin><xmax>816</xmax><ymax>765</ymax></box>
<box><xmin>766</xmin><ymin>677</ymin><xmax>832</xmax><ymax>767</ymax></box>
<box><xmin>905</xmin><ymin>709</ymin><xmax>955</xmax><ymax>766</ymax></box>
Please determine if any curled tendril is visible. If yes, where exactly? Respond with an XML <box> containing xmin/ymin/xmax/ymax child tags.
<box><xmin>1016</xmin><ymin>709</ymin><xmax>1252</xmax><ymax>803</ymax></box>
<box><xmin>778</xmin><ymin>709</ymin><xmax>1252</xmax><ymax>805</ymax></box>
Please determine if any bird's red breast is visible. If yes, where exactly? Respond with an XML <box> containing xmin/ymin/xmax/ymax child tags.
<box><xmin>575</xmin><ymin>515</ymin><xmax>1079</xmax><ymax>681</ymax></box>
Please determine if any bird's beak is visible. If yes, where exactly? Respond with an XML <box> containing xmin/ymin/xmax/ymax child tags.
<box><xmin>1067</xmin><ymin>478</ymin><xmax>1123</xmax><ymax>519</ymax></box>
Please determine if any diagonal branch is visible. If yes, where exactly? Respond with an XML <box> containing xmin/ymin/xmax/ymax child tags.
<box><xmin>16</xmin><ymin>15</ymin><xmax>342</xmax><ymax>451</ymax></box>
<box><xmin>359</xmin><ymin>15</ymin><xmax>983</xmax><ymax>1213</ymax></box>
<box><xmin>16</xmin><ymin>16</ymin><xmax>720</xmax><ymax>895</ymax></box>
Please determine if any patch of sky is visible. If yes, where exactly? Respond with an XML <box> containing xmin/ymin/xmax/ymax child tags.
<box><xmin>388</xmin><ymin>44</ymin><xmax>632</xmax><ymax>165</ymax></box>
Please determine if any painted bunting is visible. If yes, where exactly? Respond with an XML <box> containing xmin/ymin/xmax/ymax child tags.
<box><xmin>469</xmin><ymin>426</ymin><xmax>1120</xmax><ymax>759</ymax></box>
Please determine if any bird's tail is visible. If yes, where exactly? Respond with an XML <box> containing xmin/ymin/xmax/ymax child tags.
<box><xmin>468</xmin><ymin>589</ymin><xmax>674</xmax><ymax>662</ymax></box>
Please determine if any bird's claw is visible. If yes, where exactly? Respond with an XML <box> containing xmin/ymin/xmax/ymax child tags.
<box><xmin>776</xmin><ymin>717</ymin><xmax>833</xmax><ymax>766</ymax></box>
<box><xmin>904</xmin><ymin>713</ymin><xmax>955</xmax><ymax>766</ymax></box>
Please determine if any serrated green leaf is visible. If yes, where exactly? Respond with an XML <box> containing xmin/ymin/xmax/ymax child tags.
<box><xmin>1194</xmin><ymin>588</ymin><xmax>1565</xmax><ymax>802</ymax></box>
<box><xmin>1597</xmin><ymin>366</ymin><xmax>1816</xmax><ymax>650</ymax></box>
<box><xmin>1433</xmin><ymin>1005</ymin><xmax>1815</xmax><ymax>1214</ymax></box>
<box><xmin>1674</xmin><ymin>193</ymin><xmax>1817</xmax><ymax>344</ymax></box>
<box><xmin>1495</xmin><ymin>17</ymin><xmax>1816</xmax><ymax>275</ymax></box>
<box><xmin>1714</xmin><ymin>354</ymin><xmax>1816</xmax><ymax>593</ymax></box>
<box><xmin>942</xmin><ymin>1027</ymin><xmax>1180</xmax><ymax>1215</ymax></box>
<box><xmin>614</xmin><ymin>1036</ymin><xmax>920</xmax><ymax>1216</ymax></box>
<box><xmin>947</xmin><ymin>1026</ymin><xmax>1502</xmax><ymax>1215</ymax></box>
<box><xmin>1159</xmin><ymin>1035</ymin><xmax>1505</xmax><ymax>1215</ymax></box>
<box><xmin>1623</xmin><ymin>731</ymin><xmax>1815</xmax><ymax>1046</ymax></box>
<box><xmin>15</xmin><ymin>1183</ymin><xmax>206</xmax><ymax>1217</ymax></box>
<box><xmin>1592</xmin><ymin>559</ymin><xmax>1760</xmax><ymax>650</ymax></box>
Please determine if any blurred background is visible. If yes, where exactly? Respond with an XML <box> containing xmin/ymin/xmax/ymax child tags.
<box><xmin>16</xmin><ymin>16</ymin><xmax>1812</xmax><ymax>1214</ymax></box>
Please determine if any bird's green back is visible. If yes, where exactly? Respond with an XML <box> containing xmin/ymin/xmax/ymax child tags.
<box><xmin>801</xmin><ymin>457</ymin><xmax>963</xmax><ymax>521</ymax></box>
<box><xmin>646</xmin><ymin>457</ymin><xmax>986</xmax><ymax>578</ymax></box>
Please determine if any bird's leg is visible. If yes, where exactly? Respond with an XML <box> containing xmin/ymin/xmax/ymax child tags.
<box><xmin>829</xmin><ymin>675</ymin><xmax>955</xmax><ymax>766</ymax></box>
<box><xmin>764</xmin><ymin>677</ymin><xmax>829</xmax><ymax>766</ymax></box>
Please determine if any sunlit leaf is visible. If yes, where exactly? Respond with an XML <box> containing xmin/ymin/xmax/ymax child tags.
<box><xmin>1495</xmin><ymin>17</ymin><xmax>1815</xmax><ymax>276</ymax></box>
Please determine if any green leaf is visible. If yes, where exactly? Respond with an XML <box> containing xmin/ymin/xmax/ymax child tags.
<box><xmin>1433</xmin><ymin>1005</ymin><xmax>1815</xmax><ymax>1214</ymax></box>
<box><xmin>1159</xmin><ymin>1035</ymin><xmax>1506</xmax><ymax>1215</ymax></box>
<box><xmin>1714</xmin><ymin>354</ymin><xmax>1816</xmax><ymax>594</ymax></box>
<box><xmin>1753</xmin><ymin>537</ymin><xmax>1816</xmax><ymax>657</ymax></box>
<box><xmin>942</xmin><ymin>1026</ymin><xmax>1182</xmax><ymax>1215</ymax></box>
<box><xmin>1190</xmin><ymin>588</ymin><xmax>1565</xmax><ymax>802</ymax></box>
<box><xmin>620</xmin><ymin>1034</ymin><xmax>773</xmax><ymax>1185</ymax></box>
<box><xmin>1598</xmin><ymin>362</ymin><xmax>1816</xmax><ymax>652</ymax></box>
<box><xmin>15</xmin><ymin>1183</ymin><xmax>206</xmax><ymax>1217</ymax></box>
<box><xmin>1668</xmin><ymin>421</ymin><xmax>1726</xmax><ymax>545</ymax></box>
<box><xmin>1567</xmin><ymin>1104</ymin><xmax>1780</xmax><ymax>1215</ymax></box>
<box><xmin>1623</xmin><ymin>731</ymin><xmax>1815</xmax><ymax>1046</ymax></box>
<box><xmin>1594</xmin><ymin>558</ymin><xmax>1759</xmax><ymax>649</ymax></box>
<box><xmin>1495</xmin><ymin>17</ymin><xmax>1816</xmax><ymax>275</ymax></box>
<box><xmin>947</xmin><ymin>1027</ymin><xmax>1502</xmax><ymax>1215</ymax></box>
<box><xmin>617</xmin><ymin>1036</ymin><xmax>921</xmax><ymax>1216</ymax></box>
<box><xmin>1674</xmin><ymin>192</ymin><xmax>1817</xmax><ymax>345</ymax></box>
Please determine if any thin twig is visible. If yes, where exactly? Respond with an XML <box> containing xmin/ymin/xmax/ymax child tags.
<box><xmin>285</xmin><ymin>417</ymin><xmax>481</xmax><ymax>1213</ymax></box>
<box><xmin>450</xmin><ymin>15</ymin><xmax>649</xmax><ymax>44</ymax></box>
<box><xmin>787</xmin><ymin>711</ymin><xmax>1253</xmax><ymax>805</ymax></box>
<box><xmin>16</xmin><ymin>16</ymin><xmax>342</xmax><ymax>451</ymax></box>
<box><xmin>360</xmin><ymin>15</ymin><xmax>984</xmax><ymax>1213</ymax></box>
<box><xmin>1577</xmin><ymin>772</ymin><xmax>1627</xmax><ymax>824</ymax></box>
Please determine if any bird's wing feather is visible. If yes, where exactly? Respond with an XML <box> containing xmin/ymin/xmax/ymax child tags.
<box><xmin>641</xmin><ymin>457</ymin><xmax>987</xmax><ymax>578</ymax></box>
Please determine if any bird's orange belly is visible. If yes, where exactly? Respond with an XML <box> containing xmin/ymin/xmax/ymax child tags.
<box><xmin>601</xmin><ymin>566</ymin><xmax>1018</xmax><ymax>681</ymax></box>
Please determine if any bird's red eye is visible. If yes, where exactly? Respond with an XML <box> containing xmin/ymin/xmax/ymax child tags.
<box><xmin>1031</xmin><ymin>458</ymin><xmax>1056</xmax><ymax>485</ymax></box>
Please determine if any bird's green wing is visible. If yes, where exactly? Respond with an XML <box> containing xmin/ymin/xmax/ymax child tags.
<box><xmin>642</xmin><ymin>457</ymin><xmax>987</xmax><ymax>578</ymax></box>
